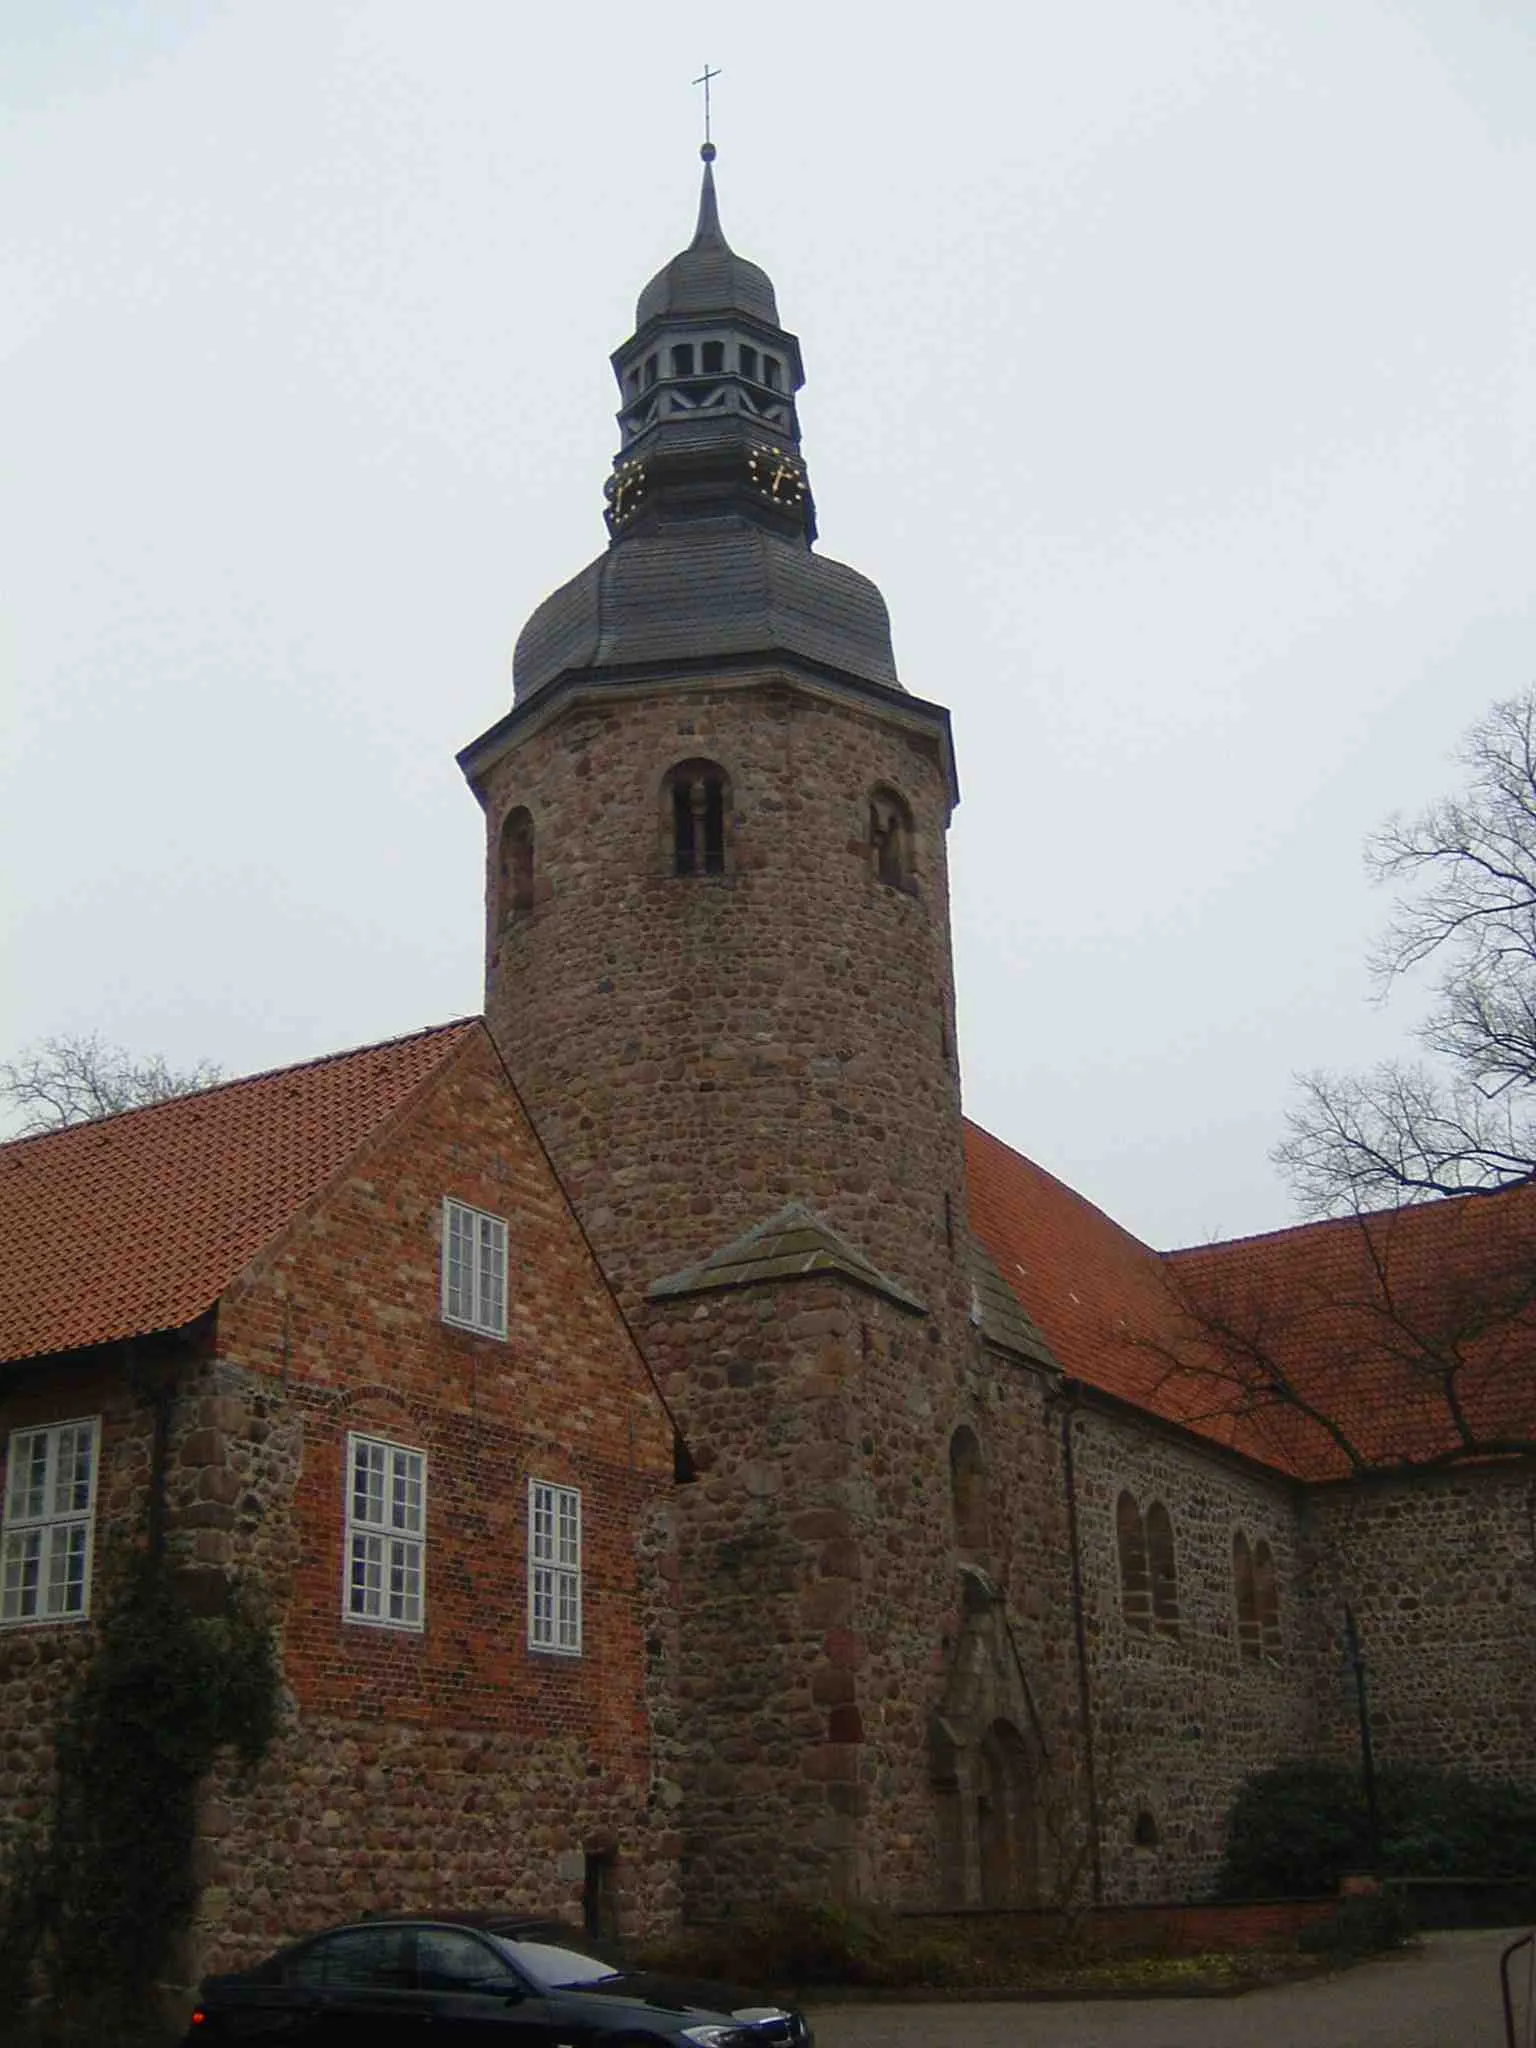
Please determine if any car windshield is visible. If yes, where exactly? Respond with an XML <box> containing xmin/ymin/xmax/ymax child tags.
<box><xmin>489</xmin><ymin>1936</ymin><xmax>622</xmax><ymax>1989</ymax></box>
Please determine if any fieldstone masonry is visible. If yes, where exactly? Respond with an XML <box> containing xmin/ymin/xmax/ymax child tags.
<box><xmin>468</xmin><ymin>663</ymin><xmax>1099</xmax><ymax>1917</ymax></box>
<box><xmin>476</xmin><ymin>671</ymin><xmax>967</xmax><ymax>1326</ymax></box>
<box><xmin>1066</xmin><ymin>1404</ymin><xmax>1311</xmax><ymax>1901</ymax></box>
<box><xmin>1301</xmin><ymin>1470</ymin><xmax>1536</xmax><ymax>1786</ymax></box>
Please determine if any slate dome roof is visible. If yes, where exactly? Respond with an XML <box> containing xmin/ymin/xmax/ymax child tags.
<box><xmin>512</xmin><ymin>515</ymin><xmax>899</xmax><ymax>702</ymax></box>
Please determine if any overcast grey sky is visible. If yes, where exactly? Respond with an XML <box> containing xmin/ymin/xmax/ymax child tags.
<box><xmin>4</xmin><ymin>2</ymin><xmax>1534</xmax><ymax>1249</ymax></box>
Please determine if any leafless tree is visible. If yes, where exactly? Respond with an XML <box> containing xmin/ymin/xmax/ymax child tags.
<box><xmin>1277</xmin><ymin>691</ymin><xmax>1536</xmax><ymax>1215</ymax></box>
<box><xmin>0</xmin><ymin>1033</ymin><xmax>222</xmax><ymax>1135</ymax></box>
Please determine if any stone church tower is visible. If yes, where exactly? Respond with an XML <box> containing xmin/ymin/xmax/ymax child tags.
<box><xmin>460</xmin><ymin>150</ymin><xmax>1069</xmax><ymax>1918</ymax></box>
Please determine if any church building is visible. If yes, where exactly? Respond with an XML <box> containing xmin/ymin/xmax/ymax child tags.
<box><xmin>1</xmin><ymin>146</ymin><xmax>1532</xmax><ymax>1969</ymax></box>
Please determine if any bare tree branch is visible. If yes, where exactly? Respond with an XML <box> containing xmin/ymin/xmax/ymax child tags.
<box><xmin>1277</xmin><ymin>690</ymin><xmax>1536</xmax><ymax>1215</ymax></box>
<box><xmin>0</xmin><ymin>1033</ymin><xmax>222</xmax><ymax>1136</ymax></box>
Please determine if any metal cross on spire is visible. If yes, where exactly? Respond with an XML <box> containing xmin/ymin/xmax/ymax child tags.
<box><xmin>692</xmin><ymin>64</ymin><xmax>722</xmax><ymax>154</ymax></box>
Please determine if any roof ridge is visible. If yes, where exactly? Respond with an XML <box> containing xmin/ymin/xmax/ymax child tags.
<box><xmin>1161</xmin><ymin>1194</ymin><xmax>1496</xmax><ymax>1262</ymax></box>
<box><xmin>0</xmin><ymin>1017</ymin><xmax>481</xmax><ymax>1158</ymax></box>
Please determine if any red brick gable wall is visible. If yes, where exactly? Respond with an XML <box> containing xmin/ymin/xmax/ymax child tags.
<box><xmin>181</xmin><ymin>1029</ymin><xmax>680</xmax><ymax>1955</ymax></box>
<box><xmin>0</xmin><ymin>1030</ymin><xmax>681</xmax><ymax>1968</ymax></box>
<box><xmin>212</xmin><ymin>1027</ymin><xmax>671</xmax><ymax>1728</ymax></box>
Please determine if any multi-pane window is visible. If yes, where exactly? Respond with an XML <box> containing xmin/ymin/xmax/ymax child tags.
<box><xmin>2</xmin><ymin>1419</ymin><xmax>98</xmax><ymax>1625</ymax></box>
<box><xmin>344</xmin><ymin>1434</ymin><xmax>425</xmax><ymax>1630</ymax></box>
<box><xmin>441</xmin><ymin>1198</ymin><xmax>508</xmax><ymax>1339</ymax></box>
<box><xmin>528</xmin><ymin>1479</ymin><xmax>581</xmax><ymax>1656</ymax></box>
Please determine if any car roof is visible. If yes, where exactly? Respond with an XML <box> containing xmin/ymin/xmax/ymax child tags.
<box><xmin>354</xmin><ymin>1911</ymin><xmax>580</xmax><ymax>1935</ymax></box>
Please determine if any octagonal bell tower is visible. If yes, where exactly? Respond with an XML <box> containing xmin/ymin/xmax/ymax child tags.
<box><xmin>458</xmin><ymin>152</ymin><xmax>1012</xmax><ymax>1917</ymax></box>
<box><xmin>460</xmin><ymin>146</ymin><xmax>968</xmax><ymax>1317</ymax></box>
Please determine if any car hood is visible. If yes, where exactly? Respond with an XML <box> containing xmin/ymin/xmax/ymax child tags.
<box><xmin>554</xmin><ymin>1967</ymin><xmax>781</xmax><ymax>2019</ymax></box>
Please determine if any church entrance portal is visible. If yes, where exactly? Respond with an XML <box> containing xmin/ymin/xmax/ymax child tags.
<box><xmin>929</xmin><ymin>1570</ymin><xmax>1046</xmax><ymax>1907</ymax></box>
<box><xmin>978</xmin><ymin>1718</ymin><xmax>1037</xmax><ymax>1906</ymax></box>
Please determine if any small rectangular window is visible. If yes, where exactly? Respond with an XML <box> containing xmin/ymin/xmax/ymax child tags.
<box><xmin>643</xmin><ymin>354</ymin><xmax>658</xmax><ymax>389</ymax></box>
<box><xmin>762</xmin><ymin>354</ymin><xmax>782</xmax><ymax>390</ymax></box>
<box><xmin>738</xmin><ymin>344</ymin><xmax>759</xmax><ymax>382</ymax></box>
<box><xmin>528</xmin><ymin>1479</ymin><xmax>581</xmax><ymax>1655</ymax></box>
<box><xmin>441</xmin><ymin>1198</ymin><xmax>508</xmax><ymax>1338</ymax></box>
<box><xmin>345</xmin><ymin>1433</ymin><xmax>425</xmax><ymax>1630</ymax></box>
<box><xmin>1</xmin><ymin>1418</ymin><xmax>99</xmax><ymax>1626</ymax></box>
<box><xmin>701</xmin><ymin>340</ymin><xmax>725</xmax><ymax>373</ymax></box>
<box><xmin>670</xmin><ymin>343</ymin><xmax>695</xmax><ymax>377</ymax></box>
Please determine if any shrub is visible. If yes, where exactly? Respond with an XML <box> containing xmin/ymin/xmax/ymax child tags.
<box><xmin>633</xmin><ymin>1904</ymin><xmax>976</xmax><ymax>1990</ymax></box>
<box><xmin>1218</xmin><ymin>1761</ymin><xmax>1536</xmax><ymax>1898</ymax></box>
<box><xmin>1297</xmin><ymin>1889</ymin><xmax>1415</xmax><ymax>1959</ymax></box>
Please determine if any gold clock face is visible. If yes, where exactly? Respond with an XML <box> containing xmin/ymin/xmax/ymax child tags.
<box><xmin>605</xmin><ymin>459</ymin><xmax>647</xmax><ymax>525</ymax></box>
<box><xmin>747</xmin><ymin>444</ymin><xmax>806</xmax><ymax>507</ymax></box>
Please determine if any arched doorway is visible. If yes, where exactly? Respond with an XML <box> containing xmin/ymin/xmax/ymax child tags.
<box><xmin>977</xmin><ymin>1719</ymin><xmax>1037</xmax><ymax>1906</ymax></box>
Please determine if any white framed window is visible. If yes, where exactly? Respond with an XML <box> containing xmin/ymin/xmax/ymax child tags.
<box><xmin>441</xmin><ymin>1198</ymin><xmax>508</xmax><ymax>1339</ymax></box>
<box><xmin>344</xmin><ymin>1433</ymin><xmax>425</xmax><ymax>1631</ymax></box>
<box><xmin>2</xmin><ymin>1418</ymin><xmax>99</xmax><ymax>1626</ymax></box>
<box><xmin>528</xmin><ymin>1479</ymin><xmax>581</xmax><ymax>1656</ymax></box>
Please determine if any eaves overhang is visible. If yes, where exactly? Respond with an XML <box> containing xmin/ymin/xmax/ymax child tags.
<box><xmin>1053</xmin><ymin>1372</ymin><xmax>1311</xmax><ymax>1492</ymax></box>
<box><xmin>457</xmin><ymin>657</ymin><xmax>960</xmax><ymax>812</ymax></box>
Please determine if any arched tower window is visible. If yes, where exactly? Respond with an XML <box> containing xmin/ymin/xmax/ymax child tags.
<box><xmin>499</xmin><ymin>806</ymin><xmax>535</xmax><ymax>923</ymax></box>
<box><xmin>1116</xmin><ymin>1491</ymin><xmax>1150</xmax><ymax>1635</ymax></box>
<box><xmin>1254</xmin><ymin>1540</ymin><xmax>1281</xmax><ymax>1661</ymax></box>
<box><xmin>1146</xmin><ymin>1501</ymin><xmax>1180</xmax><ymax>1637</ymax></box>
<box><xmin>869</xmin><ymin>786</ymin><xmax>914</xmax><ymax>890</ymax></box>
<box><xmin>949</xmin><ymin>1425</ymin><xmax>988</xmax><ymax>1553</ymax></box>
<box><xmin>663</xmin><ymin>759</ymin><xmax>730</xmax><ymax>877</ymax></box>
<box><xmin>1233</xmin><ymin>1531</ymin><xmax>1260</xmax><ymax>1661</ymax></box>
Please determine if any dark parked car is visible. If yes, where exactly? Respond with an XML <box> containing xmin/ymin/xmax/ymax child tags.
<box><xmin>184</xmin><ymin>1910</ymin><xmax>814</xmax><ymax>2046</ymax></box>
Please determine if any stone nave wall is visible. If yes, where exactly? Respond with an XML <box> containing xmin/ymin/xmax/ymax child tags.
<box><xmin>1299</xmin><ymin>1467</ymin><xmax>1536</xmax><ymax>1790</ymax></box>
<box><xmin>1067</xmin><ymin>1402</ymin><xmax>1311</xmax><ymax>1902</ymax></box>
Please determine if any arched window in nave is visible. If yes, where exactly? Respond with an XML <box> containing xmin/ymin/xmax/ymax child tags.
<box><xmin>1116</xmin><ymin>1491</ymin><xmax>1151</xmax><ymax>1634</ymax></box>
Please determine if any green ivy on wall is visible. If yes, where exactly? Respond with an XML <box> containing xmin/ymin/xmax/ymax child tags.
<box><xmin>0</xmin><ymin>1549</ymin><xmax>279</xmax><ymax>2037</ymax></box>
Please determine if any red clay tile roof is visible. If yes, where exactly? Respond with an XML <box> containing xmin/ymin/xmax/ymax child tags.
<box><xmin>0</xmin><ymin>1020</ymin><xmax>481</xmax><ymax>1365</ymax></box>
<box><xmin>1168</xmin><ymin>1191</ymin><xmax>1536</xmax><ymax>1479</ymax></box>
<box><xmin>965</xmin><ymin>1118</ymin><xmax>1536</xmax><ymax>1482</ymax></box>
<box><xmin>964</xmin><ymin>1120</ymin><xmax>1290</xmax><ymax>1467</ymax></box>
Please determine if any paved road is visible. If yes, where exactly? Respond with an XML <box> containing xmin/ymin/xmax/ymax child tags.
<box><xmin>805</xmin><ymin>1929</ymin><xmax>1533</xmax><ymax>2048</ymax></box>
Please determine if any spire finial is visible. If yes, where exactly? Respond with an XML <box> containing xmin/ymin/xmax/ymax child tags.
<box><xmin>690</xmin><ymin>66</ymin><xmax>725</xmax><ymax>248</ymax></box>
<box><xmin>692</xmin><ymin>64</ymin><xmax>721</xmax><ymax>150</ymax></box>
